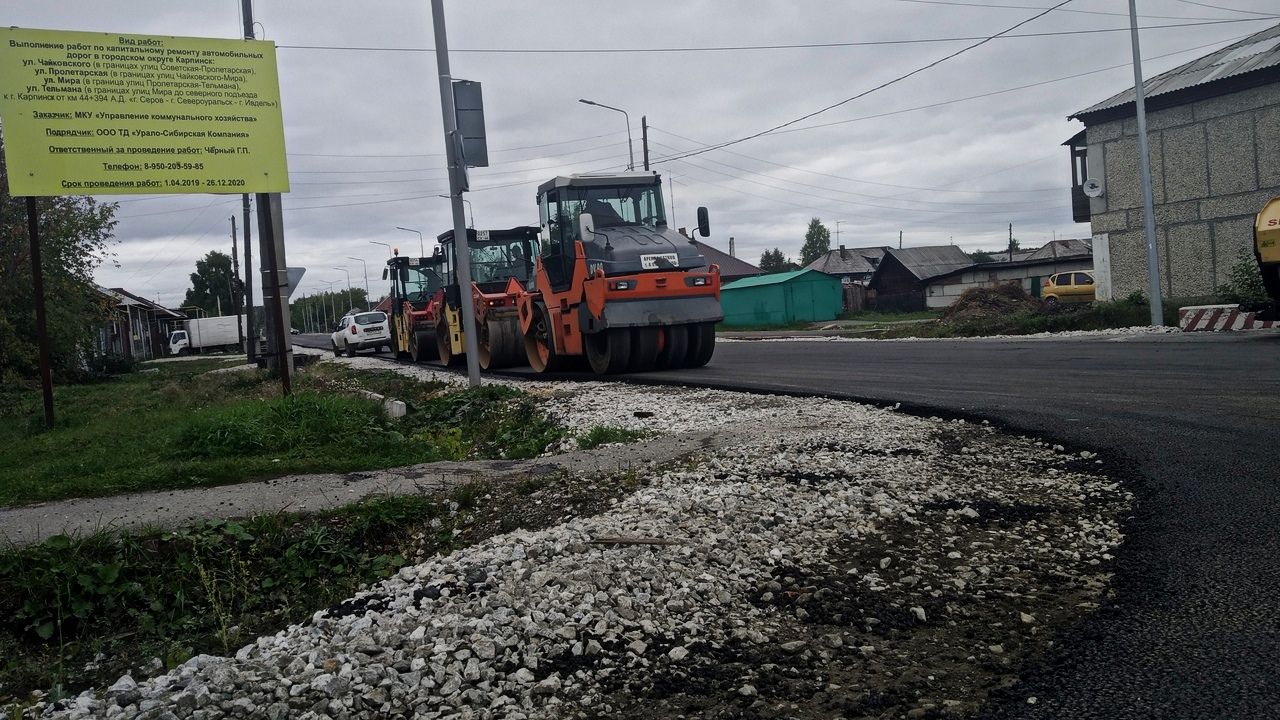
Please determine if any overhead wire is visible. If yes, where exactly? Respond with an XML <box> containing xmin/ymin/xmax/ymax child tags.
<box><xmin>274</xmin><ymin>17</ymin><xmax>1277</xmax><ymax>55</ymax></box>
<box><xmin>1166</xmin><ymin>0</ymin><xmax>1276</xmax><ymax>17</ymax></box>
<box><xmin>663</xmin><ymin>156</ymin><xmax>1058</xmax><ymax>230</ymax></box>
<box><xmin>285</xmin><ymin>130</ymin><xmax>623</xmax><ymax>159</ymax></box>
<box><xmin>640</xmin><ymin>32</ymin><xmax>1247</xmax><ymax>198</ymax></box>
<box><xmin>648</xmin><ymin>139</ymin><xmax>1056</xmax><ymax>208</ymax></box>
<box><xmin>288</xmin><ymin>141</ymin><xmax>629</xmax><ymax>174</ymax></box>
<box><xmin>650</xmin><ymin>0</ymin><xmax>1078</xmax><ymax>166</ymax></box>
<box><xmin>652</xmin><ymin>143</ymin><xmax>1068</xmax><ymax>217</ymax></box>
<box><xmin>758</xmin><ymin>33</ymin><xmax>1250</xmax><ymax>137</ymax></box>
<box><xmin>891</xmin><ymin>0</ymin><xmax>1256</xmax><ymax>20</ymax></box>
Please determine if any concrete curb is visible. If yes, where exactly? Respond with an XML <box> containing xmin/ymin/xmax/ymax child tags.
<box><xmin>352</xmin><ymin>388</ymin><xmax>407</xmax><ymax>418</ymax></box>
<box><xmin>0</xmin><ymin>430</ymin><xmax>727</xmax><ymax>547</ymax></box>
<box><xmin>1178</xmin><ymin>304</ymin><xmax>1277</xmax><ymax>331</ymax></box>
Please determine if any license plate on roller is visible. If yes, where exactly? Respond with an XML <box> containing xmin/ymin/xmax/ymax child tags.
<box><xmin>641</xmin><ymin>253</ymin><xmax>679</xmax><ymax>269</ymax></box>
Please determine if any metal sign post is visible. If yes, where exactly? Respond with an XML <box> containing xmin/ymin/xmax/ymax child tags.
<box><xmin>430</xmin><ymin>0</ymin><xmax>482</xmax><ymax>387</ymax></box>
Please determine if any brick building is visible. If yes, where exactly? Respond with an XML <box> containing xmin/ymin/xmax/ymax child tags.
<box><xmin>1066</xmin><ymin>23</ymin><xmax>1280</xmax><ymax>299</ymax></box>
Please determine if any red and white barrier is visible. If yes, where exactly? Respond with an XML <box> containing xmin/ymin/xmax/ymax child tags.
<box><xmin>1178</xmin><ymin>304</ymin><xmax>1277</xmax><ymax>332</ymax></box>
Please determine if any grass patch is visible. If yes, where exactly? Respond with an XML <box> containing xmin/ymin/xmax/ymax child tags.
<box><xmin>0</xmin><ymin>463</ymin><xmax>656</xmax><ymax>706</ymax></box>
<box><xmin>577</xmin><ymin>425</ymin><xmax>648</xmax><ymax>450</ymax></box>
<box><xmin>0</xmin><ymin>493</ymin><xmax>459</xmax><ymax>706</ymax></box>
<box><xmin>0</xmin><ymin>361</ymin><xmax>565</xmax><ymax>508</ymax></box>
<box><xmin>838</xmin><ymin>309</ymin><xmax>942</xmax><ymax>323</ymax></box>
<box><xmin>716</xmin><ymin>320</ymin><xmax>811</xmax><ymax>332</ymax></box>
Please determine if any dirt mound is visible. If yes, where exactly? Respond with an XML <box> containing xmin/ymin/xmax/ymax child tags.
<box><xmin>942</xmin><ymin>282</ymin><xmax>1040</xmax><ymax>322</ymax></box>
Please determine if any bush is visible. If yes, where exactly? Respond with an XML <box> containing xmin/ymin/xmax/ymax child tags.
<box><xmin>1215</xmin><ymin>248</ymin><xmax>1268</xmax><ymax>304</ymax></box>
<box><xmin>85</xmin><ymin>353</ymin><xmax>136</xmax><ymax>375</ymax></box>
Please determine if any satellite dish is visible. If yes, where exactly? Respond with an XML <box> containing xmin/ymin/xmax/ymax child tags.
<box><xmin>1082</xmin><ymin>178</ymin><xmax>1103</xmax><ymax>198</ymax></box>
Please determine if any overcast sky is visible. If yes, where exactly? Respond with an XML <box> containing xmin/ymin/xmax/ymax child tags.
<box><xmin>6</xmin><ymin>0</ymin><xmax>1279</xmax><ymax>306</ymax></box>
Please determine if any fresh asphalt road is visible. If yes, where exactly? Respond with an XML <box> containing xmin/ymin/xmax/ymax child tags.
<box><xmin>299</xmin><ymin>331</ymin><xmax>1280</xmax><ymax>718</ymax></box>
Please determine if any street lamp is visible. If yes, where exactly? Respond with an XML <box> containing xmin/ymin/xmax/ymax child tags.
<box><xmin>332</xmin><ymin>267</ymin><xmax>354</xmax><ymax>313</ymax></box>
<box><xmin>319</xmin><ymin>281</ymin><xmax>339</xmax><ymax>327</ymax></box>
<box><xmin>437</xmin><ymin>195</ymin><xmax>474</xmax><ymax>229</ymax></box>
<box><xmin>579</xmin><ymin>98</ymin><xmax>634</xmax><ymax>171</ymax></box>
<box><xmin>347</xmin><ymin>256</ymin><xmax>371</xmax><ymax>310</ymax></box>
<box><xmin>370</xmin><ymin>240</ymin><xmax>393</xmax><ymax>258</ymax></box>
<box><xmin>395</xmin><ymin>226</ymin><xmax>424</xmax><ymax>257</ymax></box>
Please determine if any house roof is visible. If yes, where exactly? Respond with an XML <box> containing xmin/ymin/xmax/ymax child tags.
<box><xmin>1072</xmin><ymin>22</ymin><xmax>1280</xmax><ymax>123</ymax></box>
<box><xmin>924</xmin><ymin>255</ymin><xmax>1095</xmax><ymax>284</ymax></box>
<box><xmin>102</xmin><ymin>287</ymin><xmax>185</xmax><ymax>318</ymax></box>
<box><xmin>804</xmin><ymin>247</ymin><xmax>876</xmax><ymax>276</ymax></box>
<box><xmin>879</xmin><ymin>245</ymin><xmax>973</xmax><ymax>281</ymax></box>
<box><xmin>722</xmin><ymin>268</ymin><xmax>835</xmax><ymax>290</ymax></box>
<box><xmin>1024</xmin><ymin>238</ymin><xmax>1092</xmax><ymax>261</ymax></box>
<box><xmin>690</xmin><ymin>239</ymin><xmax>761</xmax><ymax>278</ymax></box>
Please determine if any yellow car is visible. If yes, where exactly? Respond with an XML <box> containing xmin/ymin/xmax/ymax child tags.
<box><xmin>1042</xmin><ymin>271</ymin><xmax>1095</xmax><ymax>305</ymax></box>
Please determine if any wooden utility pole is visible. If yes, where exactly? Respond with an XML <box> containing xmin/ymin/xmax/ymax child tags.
<box><xmin>230</xmin><ymin>216</ymin><xmax>244</xmax><ymax>349</ymax></box>
<box><xmin>242</xmin><ymin>0</ymin><xmax>292</xmax><ymax>392</ymax></box>
<box><xmin>1008</xmin><ymin>223</ymin><xmax>1014</xmax><ymax>262</ymax></box>
<box><xmin>641</xmin><ymin>116</ymin><xmax>650</xmax><ymax>170</ymax></box>
<box><xmin>26</xmin><ymin>198</ymin><xmax>54</xmax><ymax>428</ymax></box>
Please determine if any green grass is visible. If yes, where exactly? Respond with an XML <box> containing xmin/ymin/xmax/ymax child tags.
<box><xmin>0</xmin><ymin>493</ymin><xmax>461</xmax><ymax>706</ymax></box>
<box><xmin>837</xmin><ymin>309</ymin><xmax>942</xmax><ymax>323</ymax></box>
<box><xmin>0</xmin><ymin>361</ymin><xmax>565</xmax><ymax>508</ymax></box>
<box><xmin>715</xmin><ymin>320</ymin><xmax>811</xmax><ymax>332</ymax></box>
<box><xmin>577</xmin><ymin>425</ymin><xmax>648</xmax><ymax>450</ymax></box>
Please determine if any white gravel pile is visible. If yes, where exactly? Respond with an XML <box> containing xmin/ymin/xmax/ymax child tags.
<box><xmin>314</xmin><ymin>354</ymin><xmax>809</xmax><ymax>436</ymax></box>
<box><xmin>40</xmin><ymin>388</ymin><xmax>1129</xmax><ymax>719</ymax></box>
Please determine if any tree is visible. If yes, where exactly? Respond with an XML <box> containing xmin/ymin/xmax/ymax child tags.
<box><xmin>1</xmin><ymin>130</ymin><xmax>119</xmax><ymax>386</ymax></box>
<box><xmin>759</xmin><ymin>248</ymin><xmax>787</xmax><ymax>273</ymax></box>
<box><xmin>799</xmin><ymin>218</ymin><xmax>831</xmax><ymax>267</ymax></box>
<box><xmin>182</xmin><ymin>250</ymin><xmax>239</xmax><ymax>317</ymax></box>
<box><xmin>969</xmin><ymin>250</ymin><xmax>996</xmax><ymax>263</ymax></box>
<box><xmin>759</xmin><ymin>248</ymin><xmax>801</xmax><ymax>273</ymax></box>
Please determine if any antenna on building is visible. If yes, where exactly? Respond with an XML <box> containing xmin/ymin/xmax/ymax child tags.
<box><xmin>729</xmin><ymin>236</ymin><xmax>735</xmax><ymax>258</ymax></box>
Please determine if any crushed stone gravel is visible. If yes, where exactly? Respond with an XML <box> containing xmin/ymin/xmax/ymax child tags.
<box><xmin>31</xmin><ymin>369</ymin><xmax>1131</xmax><ymax>720</ymax></box>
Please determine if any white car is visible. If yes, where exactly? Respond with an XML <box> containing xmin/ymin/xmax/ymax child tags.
<box><xmin>331</xmin><ymin>311</ymin><xmax>391</xmax><ymax>356</ymax></box>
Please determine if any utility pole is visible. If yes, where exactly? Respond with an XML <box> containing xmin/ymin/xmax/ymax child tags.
<box><xmin>431</xmin><ymin>0</ymin><xmax>482</xmax><ymax>387</ymax></box>
<box><xmin>899</xmin><ymin>230</ymin><xmax>903</xmax><ymax>250</ymax></box>
<box><xmin>1128</xmin><ymin>0</ymin><xmax>1165</xmax><ymax>325</ymax></box>
<box><xmin>230</xmin><ymin>216</ymin><xmax>244</xmax><ymax>349</ymax></box>
<box><xmin>241</xmin><ymin>196</ymin><xmax>254</xmax><ymax>360</ymax></box>
<box><xmin>239</xmin><ymin>2</ymin><xmax>256</xmax><ymax>363</ymax></box>
<box><xmin>242</xmin><ymin>0</ymin><xmax>291</xmax><ymax>392</ymax></box>
<box><xmin>26</xmin><ymin>198</ymin><xmax>54</xmax><ymax>428</ymax></box>
<box><xmin>641</xmin><ymin>115</ymin><xmax>650</xmax><ymax>171</ymax></box>
<box><xmin>668</xmin><ymin>175</ymin><xmax>676</xmax><ymax>229</ymax></box>
<box><xmin>1008</xmin><ymin>223</ymin><xmax>1014</xmax><ymax>262</ymax></box>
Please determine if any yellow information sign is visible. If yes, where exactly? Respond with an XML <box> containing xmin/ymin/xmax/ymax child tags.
<box><xmin>0</xmin><ymin>27</ymin><xmax>289</xmax><ymax>196</ymax></box>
